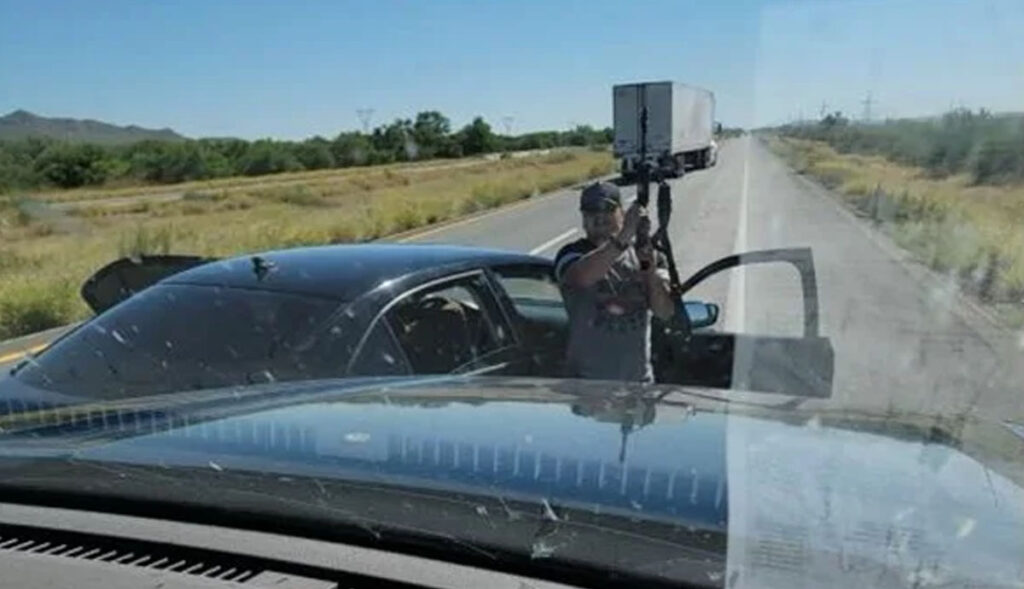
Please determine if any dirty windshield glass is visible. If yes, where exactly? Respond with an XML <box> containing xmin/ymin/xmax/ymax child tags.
<box><xmin>1</xmin><ymin>1</ymin><xmax>1023</xmax><ymax>587</ymax></box>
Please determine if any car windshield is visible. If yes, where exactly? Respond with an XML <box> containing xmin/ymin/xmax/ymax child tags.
<box><xmin>1</xmin><ymin>1</ymin><xmax>1024</xmax><ymax>587</ymax></box>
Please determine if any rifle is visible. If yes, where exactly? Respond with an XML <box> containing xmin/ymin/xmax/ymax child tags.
<box><xmin>634</xmin><ymin>96</ymin><xmax>689</xmax><ymax>331</ymax></box>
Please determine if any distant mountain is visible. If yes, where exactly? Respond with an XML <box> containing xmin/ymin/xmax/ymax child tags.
<box><xmin>0</xmin><ymin>110</ymin><xmax>186</xmax><ymax>144</ymax></box>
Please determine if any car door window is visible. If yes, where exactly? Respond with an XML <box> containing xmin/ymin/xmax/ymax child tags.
<box><xmin>383</xmin><ymin>274</ymin><xmax>512</xmax><ymax>375</ymax></box>
<box><xmin>491</xmin><ymin>264</ymin><xmax>568</xmax><ymax>377</ymax></box>
<box><xmin>348</xmin><ymin>319</ymin><xmax>411</xmax><ymax>376</ymax></box>
<box><xmin>491</xmin><ymin>264</ymin><xmax>566</xmax><ymax>317</ymax></box>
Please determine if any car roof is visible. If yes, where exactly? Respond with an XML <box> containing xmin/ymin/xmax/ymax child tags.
<box><xmin>163</xmin><ymin>243</ymin><xmax>549</xmax><ymax>300</ymax></box>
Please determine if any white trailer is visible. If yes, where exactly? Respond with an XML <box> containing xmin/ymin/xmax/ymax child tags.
<box><xmin>613</xmin><ymin>81</ymin><xmax>717</xmax><ymax>179</ymax></box>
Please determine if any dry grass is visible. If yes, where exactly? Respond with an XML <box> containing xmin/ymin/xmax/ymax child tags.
<box><xmin>769</xmin><ymin>136</ymin><xmax>1024</xmax><ymax>322</ymax></box>
<box><xmin>0</xmin><ymin>151</ymin><xmax>613</xmax><ymax>339</ymax></box>
<box><xmin>29</xmin><ymin>151</ymin><xmax>558</xmax><ymax>204</ymax></box>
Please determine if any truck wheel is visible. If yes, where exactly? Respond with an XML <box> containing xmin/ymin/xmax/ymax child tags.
<box><xmin>674</xmin><ymin>154</ymin><xmax>686</xmax><ymax>178</ymax></box>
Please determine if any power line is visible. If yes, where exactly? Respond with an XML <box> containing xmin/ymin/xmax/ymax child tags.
<box><xmin>356</xmin><ymin>108</ymin><xmax>374</xmax><ymax>134</ymax></box>
<box><xmin>860</xmin><ymin>92</ymin><xmax>874</xmax><ymax>122</ymax></box>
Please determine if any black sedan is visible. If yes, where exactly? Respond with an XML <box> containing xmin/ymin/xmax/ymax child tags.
<box><xmin>5</xmin><ymin>243</ymin><xmax>834</xmax><ymax>404</ymax></box>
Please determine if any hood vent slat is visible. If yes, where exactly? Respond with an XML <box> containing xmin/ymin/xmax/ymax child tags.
<box><xmin>0</xmin><ymin>524</ymin><xmax>262</xmax><ymax>583</ymax></box>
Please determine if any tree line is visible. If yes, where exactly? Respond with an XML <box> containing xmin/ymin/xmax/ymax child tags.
<box><xmin>776</xmin><ymin>108</ymin><xmax>1024</xmax><ymax>185</ymax></box>
<box><xmin>0</xmin><ymin>111</ymin><xmax>613</xmax><ymax>192</ymax></box>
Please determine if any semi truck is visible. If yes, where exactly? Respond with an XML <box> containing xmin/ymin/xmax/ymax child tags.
<box><xmin>613</xmin><ymin>81</ymin><xmax>718</xmax><ymax>180</ymax></box>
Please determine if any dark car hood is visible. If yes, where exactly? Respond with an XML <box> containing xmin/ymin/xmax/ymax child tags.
<box><xmin>0</xmin><ymin>376</ymin><xmax>1023</xmax><ymax>588</ymax></box>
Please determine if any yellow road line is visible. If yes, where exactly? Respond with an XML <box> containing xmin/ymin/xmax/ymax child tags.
<box><xmin>0</xmin><ymin>343</ymin><xmax>49</xmax><ymax>365</ymax></box>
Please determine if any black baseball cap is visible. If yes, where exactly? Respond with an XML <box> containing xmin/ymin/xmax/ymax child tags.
<box><xmin>579</xmin><ymin>181</ymin><xmax>622</xmax><ymax>212</ymax></box>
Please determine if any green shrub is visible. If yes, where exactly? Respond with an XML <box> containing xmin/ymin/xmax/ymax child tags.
<box><xmin>0</xmin><ymin>279</ymin><xmax>77</xmax><ymax>340</ymax></box>
<box><xmin>778</xmin><ymin>109</ymin><xmax>1024</xmax><ymax>185</ymax></box>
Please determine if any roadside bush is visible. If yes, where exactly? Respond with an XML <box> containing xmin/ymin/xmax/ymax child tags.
<box><xmin>969</xmin><ymin>134</ymin><xmax>1024</xmax><ymax>184</ymax></box>
<box><xmin>34</xmin><ymin>143</ymin><xmax>113</xmax><ymax>188</ymax></box>
<box><xmin>779</xmin><ymin>109</ymin><xmax>1024</xmax><ymax>185</ymax></box>
<box><xmin>117</xmin><ymin>224</ymin><xmax>174</xmax><ymax>257</ymax></box>
<box><xmin>0</xmin><ymin>279</ymin><xmax>77</xmax><ymax>339</ymax></box>
<box><xmin>240</xmin><ymin>141</ymin><xmax>304</xmax><ymax>176</ymax></box>
<box><xmin>294</xmin><ymin>139</ymin><xmax>336</xmax><ymax>170</ymax></box>
<box><xmin>1</xmin><ymin>111</ymin><xmax>614</xmax><ymax>195</ymax></box>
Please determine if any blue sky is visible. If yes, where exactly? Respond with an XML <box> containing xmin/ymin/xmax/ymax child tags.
<box><xmin>1</xmin><ymin>0</ymin><xmax>1021</xmax><ymax>139</ymax></box>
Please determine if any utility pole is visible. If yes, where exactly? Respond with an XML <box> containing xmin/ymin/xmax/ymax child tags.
<box><xmin>356</xmin><ymin>108</ymin><xmax>374</xmax><ymax>134</ymax></box>
<box><xmin>501</xmin><ymin>115</ymin><xmax>514</xmax><ymax>136</ymax></box>
<box><xmin>819</xmin><ymin>100</ymin><xmax>829</xmax><ymax>119</ymax></box>
<box><xmin>861</xmin><ymin>92</ymin><xmax>874</xmax><ymax>122</ymax></box>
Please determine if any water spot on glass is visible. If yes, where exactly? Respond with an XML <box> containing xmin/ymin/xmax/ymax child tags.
<box><xmin>110</xmin><ymin>330</ymin><xmax>126</xmax><ymax>345</ymax></box>
<box><xmin>208</xmin><ymin>461</ymin><xmax>224</xmax><ymax>472</ymax></box>
<box><xmin>523</xmin><ymin>434</ymin><xmax>534</xmax><ymax>444</ymax></box>
<box><xmin>261</xmin><ymin>370</ymin><xmax>275</xmax><ymax>383</ymax></box>
<box><xmin>630</xmin><ymin>500</ymin><xmax>642</xmax><ymax>510</ymax></box>
<box><xmin>382</xmin><ymin>353</ymin><xmax>395</xmax><ymax>365</ymax></box>
<box><xmin>530</xmin><ymin>539</ymin><xmax>557</xmax><ymax>559</ymax></box>
<box><xmin>541</xmin><ymin>498</ymin><xmax>559</xmax><ymax>521</ymax></box>
<box><xmin>92</xmin><ymin>324</ymin><xmax>107</xmax><ymax>335</ymax></box>
<box><xmin>475</xmin><ymin>505</ymin><xmax>489</xmax><ymax>517</ymax></box>
<box><xmin>165</xmin><ymin>340</ymin><xmax>174</xmax><ymax>349</ymax></box>
<box><xmin>329</xmin><ymin>326</ymin><xmax>343</xmax><ymax>336</ymax></box>
<box><xmin>956</xmin><ymin>517</ymin><xmax>976</xmax><ymax>538</ymax></box>
<box><xmin>128</xmin><ymin>253</ymin><xmax>142</xmax><ymax>264</ymax></box>
<box><xmin>165</xmin><ymin>292</ymin><xmax>176</xmax><ymax>302</ymax></box>
<box><xmin>344</xmin><ymin>308</ymin><xmax>356</xmax><ymax>318</ymax></box>
<box><xmin>343</xmin><ymin>432</ymin><xmax>370</xmax><ymax>443</ymax></box>
<box><xmin>160</xmin><ymin>360</ymin><xmax>169</xmax><ymax>370</ymax></box>
<box><xmin>496</xmin><ymin>325</ymin><xmax>505</xmax><ymax>340</ymax></box>
<box><xmin>706</xmin><ymin>571</ymin><xmax>724</xmax><ymax>583</ymax></box>
<box><xmin>130</xmin><ymin>325</ymin><xmax>140</xmax><ymax>334</ymax></box>
<box><xmin>689</xmin><ymin>469</ymin><xmax>699</xmax><ymax>505</ymax></box>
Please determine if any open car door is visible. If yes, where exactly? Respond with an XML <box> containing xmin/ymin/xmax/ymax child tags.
<box><xmin>653</xmin><ymin>247</ymin><xmax>835</xmax><ymax>398</ymax></box>
<box><xmin>81</xmin><ymin>255</ymin><xmax>216</xmax><ymax>314</ymax></box>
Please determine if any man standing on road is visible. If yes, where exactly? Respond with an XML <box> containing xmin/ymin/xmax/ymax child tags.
<box><xmin>554</xmin><ymin>181</ymin><xmax>676</xmax><ymax>383</ymax></box>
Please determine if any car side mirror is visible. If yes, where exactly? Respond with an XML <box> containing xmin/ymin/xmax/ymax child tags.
<box><xmin>682</xmin><ymin>300</ymin><xmax>719</xmax><ymax>329</ymax></box>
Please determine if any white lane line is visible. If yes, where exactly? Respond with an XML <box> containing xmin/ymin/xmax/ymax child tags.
<box><xmin>725</xmin><ymin>136</ymin><xmax>753</xmax><ymax>589</ymax></box>
<box><xmin>529</xmin><ymin>228</ymin><xmax>579</xmax><ymax>256</ymax></box>
<box><xmin>725</xmin><ymin>139</ymin><xmax>750</xmax><ymax>332</ymax></box>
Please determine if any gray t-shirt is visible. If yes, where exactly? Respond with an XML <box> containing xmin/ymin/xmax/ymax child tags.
<box><xmin>554</xmin><ymin>238</ymin><xmax>656</xmax><ymax>383</ymax></box>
